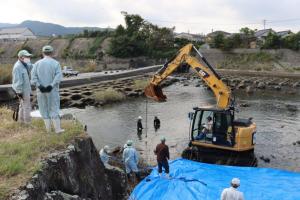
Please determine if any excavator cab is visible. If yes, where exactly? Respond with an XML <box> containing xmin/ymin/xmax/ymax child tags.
<box><xmin>190</xmin><ymin>107</ymin><xmax>235</xmax><ymax>147</ymax></box>
<box><xmin>186</xmin><ymin>107</ymin><xmax>257</xmax><ymax>166</ymax></box>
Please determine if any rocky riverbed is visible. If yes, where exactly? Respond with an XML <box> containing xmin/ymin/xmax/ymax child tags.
<box><xmin>177</xmin><ymin>72</ymin><xmax>300</xmax><ymax>94</ymax></box>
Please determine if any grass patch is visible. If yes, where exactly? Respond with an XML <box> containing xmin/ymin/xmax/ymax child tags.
<box><xmin>133</xmin><ymin>79</ymin><xmax>149</xmax><ymax>90</ymax></box>
<box><xmin>0</xmin><ymin>107</ymin><xmax>84</xmax><ymax>199</ymax></box>
<box><xmin>94</xmin><ymin>88</ymin><xmax>125</xmax><ymax>104</ymax></box>
<box><xmin>0</xmin><ymin>48</ymin><xmax>5</xmax><ymax>55</ymax></box>
<box><xmin>74</xmin><ymin>62</ymin><xmax>97</xmax><ymax>73</ymax></box>
<box><xmin>62</xmin><ymin>36</ymin><xmax>76</xmax><ymax>58</ymax></box>
<box><xmin>88</xmin><ymin>36</ymin><xmax>106</xmax><ymax>57</ymax></box>
<box><xmin>219</xmin><ymin>52</ymin><xmax>277</xmax><ymax>71</ymax></box>
<box><xmin>0</xmin><ymin>64</ymin><xmax>13</xmax><ymax>85</ymax></box>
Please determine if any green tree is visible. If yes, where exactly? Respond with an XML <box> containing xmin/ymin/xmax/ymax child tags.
<box><xmin>213</xmin><ymin>33</ymin><xmax>225</xmax><ymax>48</ymax></box>
<box><xmin>240</xmin><ymin>27</ymin><xmax>255</xmax><ymax>36</ymax></box>
<box><xmin>239</xmin><ymin>27</ymin><xmax>255</xmax><ymax>48</ymax></box>
<box><xmin>282</xmin><ymin>32</ymin><xmax>300</xmax><ymax>50</ymax></box>
<box><xmin>232</xmin><ymin>34</ymin><xmax>243</xmax><ymax>47</ymax></box>
<box><xmin>262</xmin><ymin>32</ymin><xmax>282</xmax><ymax>49</ymax></box>
<box><xmin>108</xmin><ymin>13</ymin><xmax>176</xmax><ymax>58</ymax></box>
<box><xmin>83</xmin><ymin>29</ymin><xmax>89</xmax><ymax>37</ymax></box>
<box><xmin>223</xmin><ymin>37</ymin><xmax>234</xmax><ymax>51</ymax></box>
<box><xmin>124</xmin><ymin>14</ymin><xmax>145</xmax><ymax>35</ymax></box>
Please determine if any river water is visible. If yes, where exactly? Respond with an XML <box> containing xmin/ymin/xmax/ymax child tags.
<box><xmin>67</xmin><ymin>80</ymin><xmax>300</xmax><ymax>172</ymax></box>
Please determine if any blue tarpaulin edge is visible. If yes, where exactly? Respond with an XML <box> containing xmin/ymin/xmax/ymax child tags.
<box><xmin>129</xmin><ymin>158</ymin><xmax>300</xmax><ymax>200</ymax></box>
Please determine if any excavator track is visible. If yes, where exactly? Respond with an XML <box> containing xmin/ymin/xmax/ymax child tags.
<box><xmin>181</xmin><ymin>146</ymin><xmax>257</xmax><ymax>167</ymax></box>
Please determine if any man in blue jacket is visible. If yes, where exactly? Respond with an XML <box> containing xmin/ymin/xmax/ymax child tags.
<box><xmin>12</xmin><ymin>50</ymin><xmax>33</xmax><ymax>124</ymax></box>
<box><xmin>31</xmin><ymin>45</ymin><xmax>64</xmax><ymax>133</ymax></box>
<box><xmin>123</xmin><ymin>140</ymin><xmax>140</xmax><ymax>180</ymax></box>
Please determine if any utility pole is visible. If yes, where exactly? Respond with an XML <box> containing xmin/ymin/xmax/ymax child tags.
<box><xmin>263</xmin><ymin>19</ymin><xmax>266</xmax><ymax>29</ymax></box>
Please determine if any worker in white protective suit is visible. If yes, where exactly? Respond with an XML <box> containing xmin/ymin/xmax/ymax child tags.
<box><xmin>122</xmin><ymin>140</ymin><xmax>140</xmax><ymax>180</ymax></box>
<box><xmin>221</xmin><ymin>178</ymin><xmax>244</xmax><ymax>200</ymax></box>
<box><xmin>12</xmin><ymin>50</ymin><xmax>33</xmax><ymax>124</ymax></box>
<box><xmin>100</xmin><ymin>145</ymin><xmax>110</xmax><ymax>166</ymax></box>
<box><xmin>31</xmin><ymin>45</ymin><xmax>64</xmax><ymax>133</ymax></box>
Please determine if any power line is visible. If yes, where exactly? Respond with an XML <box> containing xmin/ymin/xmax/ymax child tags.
<box><xmin>144</xmin><ymin>17</ymin><xmax>300</xmax><ymax>27</ymax></box>
<box><xmin>267</xmin><ymin>18</ymin><xmax>300</xmax><ymax>24</ymax></box>
<box><xmin>144</xmin><ymin>18</ymin><xmax>261</xmax><ymax>27</ymax></box>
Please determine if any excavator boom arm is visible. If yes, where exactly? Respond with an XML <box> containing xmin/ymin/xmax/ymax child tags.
<box><xmin>144</xmin><ymin>44</ymin><xmax>231</xmax><ymax>109</ymax></box>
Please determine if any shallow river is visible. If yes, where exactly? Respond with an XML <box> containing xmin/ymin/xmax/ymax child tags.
<box><xmin>67</xmin><ymin>80</ymin><xmax>300</xmax><ymax>172</ymax></box>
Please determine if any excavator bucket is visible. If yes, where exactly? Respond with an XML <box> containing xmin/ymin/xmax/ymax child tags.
<box><xmin>144</xmin><ymin>84</ymin><xmax>167</xmax><ymax>102</ymax></box>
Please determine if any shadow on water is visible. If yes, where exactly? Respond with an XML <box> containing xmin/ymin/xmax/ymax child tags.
<box><xmin>67</xmin><ymin>82</ymin><xmax>300</xmax><ymax>172</ymax></box>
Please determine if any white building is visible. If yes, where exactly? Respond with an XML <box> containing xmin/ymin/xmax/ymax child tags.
<box><xmin>0</xmin><ymin>27</ymin><xmax>36</xmax><ymax>40</ymax></box>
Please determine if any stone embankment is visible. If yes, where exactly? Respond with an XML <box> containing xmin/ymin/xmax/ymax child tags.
<box><xmin>10</xmin><ymin>137</ymin><xmax>129</xmax><ymax>200</ymax></box>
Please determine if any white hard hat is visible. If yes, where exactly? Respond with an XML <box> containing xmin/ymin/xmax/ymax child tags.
<box><xmin>104</xmin><ymin>145</ymin><xmax>109</xmax><ymax>151</ymax></box>
<box><xmin>138</xmin><ymin>116</ymin><xmax>142</xmax><ymax>120</ymax></box>
<box><xmin>231</xmin><ymin>178</ymin><xmax>240</xmax><ymax>186</ymax></box>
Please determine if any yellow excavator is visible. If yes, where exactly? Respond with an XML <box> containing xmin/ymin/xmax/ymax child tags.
<box><xmin>144</xmin><ymin>43</ymin><xmax>257</xmax><ymax>166</ymax></box>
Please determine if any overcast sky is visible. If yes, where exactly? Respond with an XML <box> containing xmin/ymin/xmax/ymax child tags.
<box><xmin>1</xmin><ymin>0</ymin><xmax>300</xmax><ymax>34</ymax></box>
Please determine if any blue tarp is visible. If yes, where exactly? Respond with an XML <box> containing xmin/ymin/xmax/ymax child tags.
<box><xmin>130</xmin><ymin>158</ymin><xmax>300</xmax><ymax>200</ymax></box>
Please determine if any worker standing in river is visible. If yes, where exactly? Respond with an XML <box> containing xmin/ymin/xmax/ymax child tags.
<box><xmin>154</xmin><ymin>116</ymin><xmax>161</xmax><ymax>132</ymax></box>
<box><xmin>221</xmin><ymin>178</ymin><xmax>244</xmax><ymax>200</ymax></box>
<box><xmin>137</xmin><ymin>116</ymin><xmax>143</xmax><ymax>134</ymax></box>
<box><xmin>154</xmin><ymin>136</ymin><xmax>170</xmax><ymax>178</ymax></box>
<box><xmin>12</xmin><ymin>50</ymin><xmax>33</xmax><ymax>124</ymax></box>
<box><xmin>31</xmin><ymin>45</ymin><xmax>64</xmax><ymax>133</ymax></box>
<box><xmin>123</xmin><ymin>140</ymin><xmax>140</xmax><ymax>181</ymax></box>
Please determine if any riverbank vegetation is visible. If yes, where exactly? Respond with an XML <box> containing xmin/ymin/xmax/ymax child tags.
<box><xmin>108</xmin><ymin>13</ymin><xmax>203</xmax><ymax>59</ymax></box>
<box><xmin>133</xmin><ymin>79</ymin><xmax>149</xmax><ymax>90</ymax></box>
<box><xmin>211</xmin><ymin>27</ymin><xmax>300</xmax><ymax>51</ymax></box>
<box><xmin>0</xmin><ymin>64</ymin><xmax>12</xmax><ymax>85</ymax></box>
<box><xmin>0</xmin><ymin>107</ymin><xmax>84</xmax><ymax>199</ymax></box>
<box><xmin>218</xmin><ymin>52</ymin><xmax>277</xmax><ymax>71</ymax></box>
<box><xmin>93</xmin><ymin>88</ymin><xmax>126</xmax><ymax>104</ymax></box>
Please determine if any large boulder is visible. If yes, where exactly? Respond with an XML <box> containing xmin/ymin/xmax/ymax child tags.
<box><xmin>257</xmin><ymin>82</ymin><xmax>266</xmax><ymax>89</ymax></box>
<box><xmin>245</xmin><ymin>86</ymin><xmax>254</xmax><ymax>94</ymax></box>
<box><xmin>11</xmin><ymin>137</ymin><xmax>129</xmax><ymax>200</ymax></box>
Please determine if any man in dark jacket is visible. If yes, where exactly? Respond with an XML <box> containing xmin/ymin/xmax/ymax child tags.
<box><xmin>137</xmin><ymin>116</ymin><xmax>143</xmax><ymax>134</ymax></box>
<box><xmin>154</xmin><ymin>116</ymin><xmax>160</xmax><ymax>131</ymax></box>
<box><xmin>154</xmin><ymin>136</ymin><xmax>170</xmax><ymax>178</ymax></box>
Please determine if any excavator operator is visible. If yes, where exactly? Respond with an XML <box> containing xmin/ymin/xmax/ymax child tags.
<box><xmin>195</xmin><ymin>116</ymin><xmax>213</xmax><ymax>140</ymax></box>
